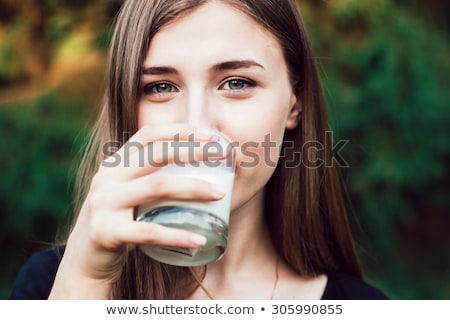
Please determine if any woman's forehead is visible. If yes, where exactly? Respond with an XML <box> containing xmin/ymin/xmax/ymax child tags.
<box><xmin>144</xmin><ymin>1</ymin><xmax>284</xmax><ymax>71</ymax></box>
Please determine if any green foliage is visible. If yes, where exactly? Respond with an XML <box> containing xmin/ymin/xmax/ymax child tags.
<box><xmin>0</xmin><ymin>92</ymin><xmax>86</xmax><ymax>226</ymax></box>
<box><xmin>302</xmin><ymin>0</ymin><xmax>450</xmax><ymax>298</ymax></box>
<box><xmin>0</xmin><ymin>90</ymin><xmax>91</xmax><ymax>298</ymax></box>
<box><xmin>0</xmin><ymin>0</ymin><xmax>120</xmax><ymax>83</ymax></box>
<box><xmin>0</xmin><ymin>22</ymin><xmax>28</xmax><ymax>80</ymax></box>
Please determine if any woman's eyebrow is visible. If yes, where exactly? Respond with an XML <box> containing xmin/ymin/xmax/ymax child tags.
<box><xmin>210</xmin><ymin>60</ymin><xmax>265</xmax><ymax>73</ymax></box>
<box><xmin>141</xmin><ymin>60</ymin><xmax>264</xmax><ymax>76</ymax></box>
<box><xmin>142</xmin><ymin>66</ymin><xmax>178</xmax><ymax>75</ymax></box>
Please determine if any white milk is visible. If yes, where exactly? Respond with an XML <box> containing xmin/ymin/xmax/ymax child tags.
<box><xmin>137</xmin><ymin>166</ymin><xmax>234</xmax><ymax>223</ymax></box>
<box><xmin>136</xmin><ymin>163</ymin><xmax>235</xmax><ymax>266</ymax></box>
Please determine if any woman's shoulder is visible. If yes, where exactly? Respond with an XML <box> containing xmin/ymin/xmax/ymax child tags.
<box><xmin>10</xmin><ymin>246</ymin><xmax>64</xmax><ymax>300</ymax></box>
<box><xmin>321</xmin><ymin>272</ymin><xmax>389</xmax><ymax>300</ymax></box>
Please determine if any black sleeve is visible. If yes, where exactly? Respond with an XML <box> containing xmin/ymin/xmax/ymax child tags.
<box><xmin>321</xmin><ymin>273</ymin><xmax>389</xmax><ymax>300</ymax></box>
<box><xmin>10</xmin><ymin>247</ymin><xmax>64</xmax><ymax>300</ymax></box>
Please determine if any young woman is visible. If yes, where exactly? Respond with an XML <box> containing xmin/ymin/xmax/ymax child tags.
<box><xmin>11</xmin><ymin>0</ymin><xmax>387</xmax><ymax>299</ymax></box>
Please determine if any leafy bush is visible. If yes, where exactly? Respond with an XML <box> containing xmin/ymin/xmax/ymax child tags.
<box><xmin>0</xmin><ymin>90</ymin><xmax>93</xmax><ymax>298</ymax></box>
<box><xmin>302</xmin><ymin>0</ymin><xmax>450</xmax><ymax>298</ymax></box>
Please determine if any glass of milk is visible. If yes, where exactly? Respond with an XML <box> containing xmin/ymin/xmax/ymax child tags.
<box><xmin>136</xmin><ymin>132</ymin><xmax>235</xmax><ymax>266</ymax></box>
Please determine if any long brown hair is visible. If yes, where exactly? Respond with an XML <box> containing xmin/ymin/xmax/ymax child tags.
<box><xmin>72</xmin><ymin>0</ymin><xmax>362</xmax><ymax>299</ymax></box>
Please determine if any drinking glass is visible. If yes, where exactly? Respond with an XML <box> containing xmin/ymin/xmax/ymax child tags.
<box><xmin>136</xmin><ymin>133</ymin><xmax>235</xmax><ymax>266</ymax></box>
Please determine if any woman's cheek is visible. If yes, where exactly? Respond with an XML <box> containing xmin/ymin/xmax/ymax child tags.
<box><xmin>230</xmin><ymin>133</ymin><xmax>283</xmax><ymax>207</ymax></box>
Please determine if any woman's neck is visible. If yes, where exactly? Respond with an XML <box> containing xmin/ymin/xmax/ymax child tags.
<box><xmin>188</xmin><ymin>189</ymin><xmax>329</xmax><ymax>300</ymax></box>
<box><xmin>216</xmin><ymin>189</ymin><xmax>275</xmax><ymax>271</ymax></box>
<box><xmin>189</xmin><ymin>189</ymin><xmax>281</xmax><ymax>299</ymax></box>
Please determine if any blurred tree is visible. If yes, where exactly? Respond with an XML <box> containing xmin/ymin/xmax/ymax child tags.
<box><xmin>0</xmin><ymin>0</ymin><xmax>448</xmax><ymax>299</ymax></box>
<box><xmin>301</xmin><ymin>0</ymin><xmax>450</xmax><ymax>298</ymax></box>
<box><xmin>392</xmin><ymin>0</ymin><xmax>450</xmax><ymax>34</ymax></box>
<box><xmin>0</xmin><ymin>0</ymin><xmax>121</xmax><ymax>100</ymax></box>
<box><xmin>0</xmin><ymin>0</ymin><xmax>121</xmax><ymax>299</ymax></box>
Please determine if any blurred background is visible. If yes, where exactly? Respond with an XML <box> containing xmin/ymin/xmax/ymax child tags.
<box><xmin>0</xmin><ymin>0</ymin><xmax>448</xmax><ymax>299</ymax></box>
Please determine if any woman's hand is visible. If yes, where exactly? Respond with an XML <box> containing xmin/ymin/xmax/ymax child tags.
<box><xmin>49</xmin><ymin>124</ymin><xmax>226</xmax><ymax>299</ymax></box>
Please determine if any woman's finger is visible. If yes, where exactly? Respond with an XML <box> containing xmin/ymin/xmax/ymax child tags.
<box><xmin>105</xmin><ymin>124</ymin><xmax>215</xmax><ymax>161</ymax></box>
<box><xmin>100</xmin><ymin>137</ymin><xmax>229</xmax><ymax>180</ymax></box>
<box><xmin>87</xmin><ymin>173</ymin><xmax>225</xmax><ymax>212</ymax></box>
<box><xmin>93</xmin><ymin>214</ymin><xmax>207</xmax><ymax>249</ymax></box>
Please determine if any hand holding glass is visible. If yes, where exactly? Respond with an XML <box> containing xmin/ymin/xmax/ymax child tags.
<box><xmin>136</xmin><ymin>133</ymin><xmax>235</xmax><ymax>266</ymax></box>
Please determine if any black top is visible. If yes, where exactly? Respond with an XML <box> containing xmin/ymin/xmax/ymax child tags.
<box><xmin>10</xmin><ymin>247</ymin><xmax>388</xmax><ymax>300</ymax></box>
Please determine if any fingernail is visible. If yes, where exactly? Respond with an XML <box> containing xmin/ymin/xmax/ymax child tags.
<box><xmin>190</xmin><ymin>234</ymin><xmax>207</xmax><ymax>247</ymax></box>
<box><xmin>195</xmin><ymin>128</ymin><xmax>215</xmax><ymax>140</ymax></box>
<box><xmin>210</xmin><ymin>184</ymin><xmax>225</xmax><ymax>198</ymax></box>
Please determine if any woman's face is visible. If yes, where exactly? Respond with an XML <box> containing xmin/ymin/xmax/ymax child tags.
<box><xmin>138</xmin><ymin>1</ymin><xmax>299</xmax><ymax>213</ymax></box>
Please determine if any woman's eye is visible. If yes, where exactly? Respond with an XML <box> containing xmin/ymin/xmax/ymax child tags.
<box><xmin>143</xmin><ymin>82</ymin><xmax>178</xmax><ymax>95</ymax></box>
<box><xmin>220</xmin><ymin>78</ymin><xmax>256</xmax><ymax>91</ymax></box>
<box><xmin>227</xmin><ymin>79</ymin><xmax>246</xmax><ymax>90</ymax></box>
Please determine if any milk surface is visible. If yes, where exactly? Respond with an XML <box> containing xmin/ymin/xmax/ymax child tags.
<box><xmin>137</xmin><ymin>164</ymin><xmax>235</xmax><ymax>223</ymax></box>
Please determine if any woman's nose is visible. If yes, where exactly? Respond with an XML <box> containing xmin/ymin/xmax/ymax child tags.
<box><xmin>183</xmin><ymin>86</ymin><xmax>215</xmax><ymax>128</ymax></box>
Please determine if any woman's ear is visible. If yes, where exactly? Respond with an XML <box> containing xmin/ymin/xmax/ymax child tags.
<box><xmin>285</xmin><ymin>95</ymin><xmax>302</xmax><ymax>130</ymax></box>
